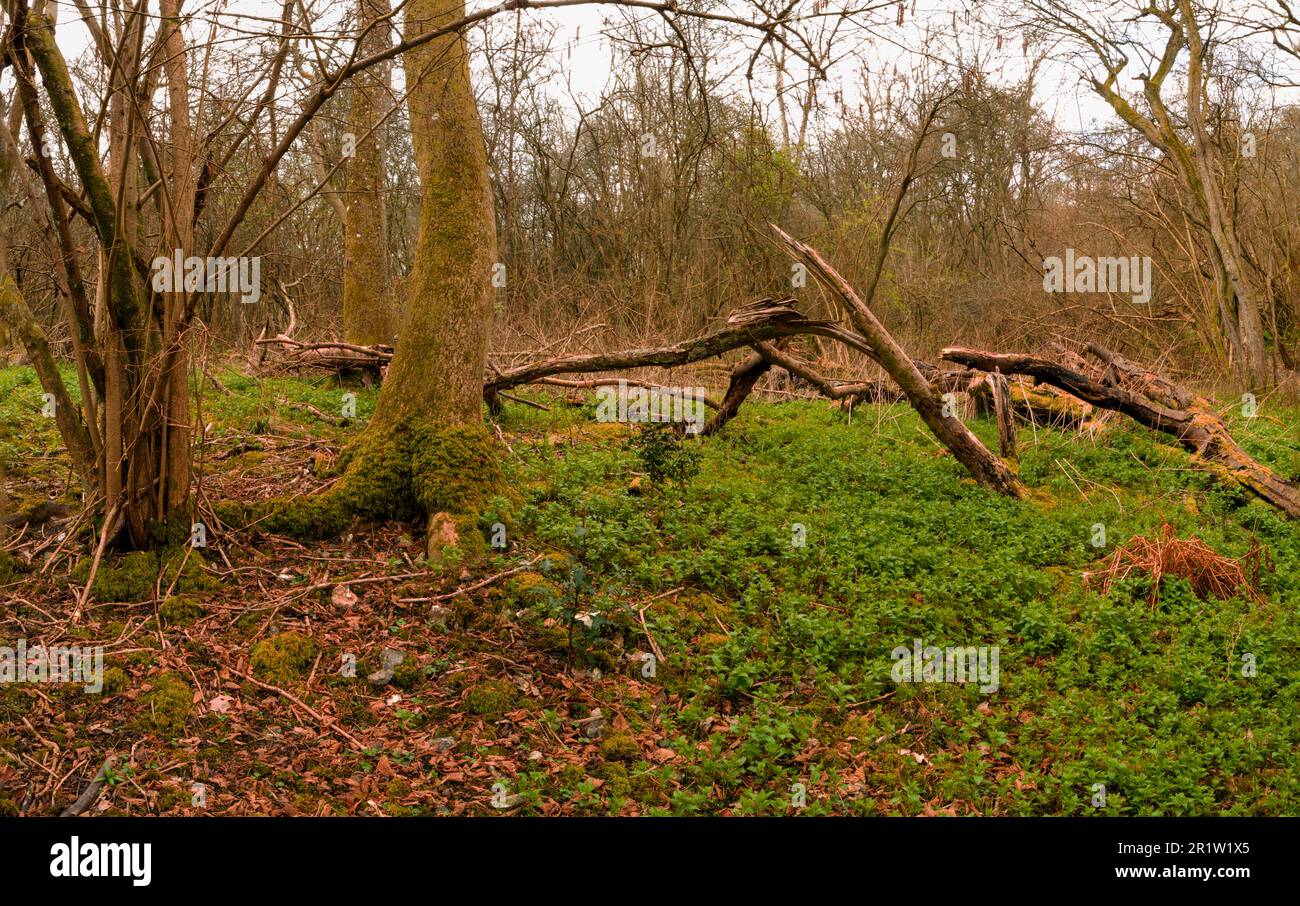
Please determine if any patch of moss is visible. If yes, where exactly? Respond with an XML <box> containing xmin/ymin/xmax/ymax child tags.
<box><xmin>597</xmin><ymin>762</ymin><xmax>631</xmax><ymax>799</ymax></box>
<box><xmin>141</xmin><ymin>671</ymin><xmax>192</xmax><ymax>735</ymax></box>
<box><xmin>836</xmin><ymin>715</ymin><xmax>880</xmax><ymax>752</ymax></box>
<box><xmin>529</xmin><ymin>625</ymin><xmax>570</xmax><ymax>653</ymax></box>
<box><xmin>392</xmin><ymin>656</ymin><xmax>423</xmax><ymax>689</ymax></box>
<box><xmin>71</xmin><ymin>548</ymin><xmax>217</xmax><ymax>603</ymax></box>
<box><xmin>450</xmin><ymin>596</ymin><xmax>504</xmax><ymax>632</ymax></box>
<box><xmin>0</xmin><ymin>797</ymin><xmax>17</xmax><ymax>817</ymax></box>
<box><xmin>656</xmin><ymin>590</ymin><xmax>733</xmax><ymax>636</ymax></box>
<box><xmin>537</xmin><ymin>550</ymin><xmax>573</xmax><ymax>577</ymax></box>
<box><xmin>156</xmin><ymin>786</ymin><xmax>189</xmax><ymax>812</ymax></box>
<box><xmin>218</xmin><ymin>419</ymin><xmax>507</xmax><ymax>543</ymax></box>
<box><xmin>696</xmin><ymin>633</ymin><xmax>730</xmax><ymax>652</ymax></box>
<box><xmin>159</xmin><ymin>595</ymin><xmax>203</xmax><ymax>627</ymax></box>
<box><xmin>559</xmin><ymin>763</ymin><xmax>586</xmax><ymax>788</ymax></box>
<box><xmin>101</xmin><ymin>666</ymin><xmax>128</xmax><ymax>695</ymax></box>
<box><xmin>426</xmin><ymin>511</ymin><xmax>486</xmax><ymax>568</ymax></box>
<box><xmin>504</xmin><ymin>572</ymin><xmax>562</xmax><ymax>608</ymax></box>
<box><xmin>410</xmin><ymin>421</ymin><xmax>506</xmax><ymax>515</ymax></box>
<box><xmin>462</xmin><ymin>679</ymin><xmax>517</xmax><ymax>719</ymax></box>
<box><xmin>160</xmin><ymin>549</ymin><xmax>219</xmax><ymax>595</ymax></box>
<box><xmin>71</xmin><ymin>550</ymin><xmax>158</xmax><ymax>602</ymax></box>
<box><xmin>250</xmin><ymin>632</ymin><xmax>317</xmax><ymax>686</ymax></box>
<box><xmin>599</xmin><ymin>732</ymin><xmax>640</xmax><ymax>762</ymax></box>
<box><xmin>0</xmin><ymin>549</ymin><xmax>23</xmax><ymax>585</ymax></box>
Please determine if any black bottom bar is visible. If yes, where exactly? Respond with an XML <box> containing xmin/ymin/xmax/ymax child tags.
<box><xmin>2</xmin><ymin>817</ymin><xmax>1291</xmax><ymax>894</ymax></box>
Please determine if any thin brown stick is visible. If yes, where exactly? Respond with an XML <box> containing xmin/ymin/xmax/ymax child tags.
<box><xmin>229</xmin><ymin>666</ymin><xmax>366</xmax><ymax>752</ymax></box>
<box><xmin>73</xmin><ymin>500</ymin><xmax>121</xmax><ymax>621</ymax></box>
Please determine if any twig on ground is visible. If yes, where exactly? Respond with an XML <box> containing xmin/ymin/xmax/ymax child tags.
<box><xmin>396</xmin><ymin>557</ymin><xmax>541</xmax><ymax>603</ymax></box>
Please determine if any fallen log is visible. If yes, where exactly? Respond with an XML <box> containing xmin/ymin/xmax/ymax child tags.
<box><xmin>255</xmin><ymin>337</ymin><xmax>392</xmax><ymax>379</ymax></box>
<box><xmin>483</xmin><ymin>298</ymin><xmax>863</xmax><ymax>394</ymax></box>
<box><xmin>750</xmin><ymin>339</ymin><xmax>873</xmax><ymax>402</ymax></box>
<box><xmin>484</xmin><ymin>297</ymin><xmax>984</xmax><ymax>431</ymax></box>
<box><xmin>530</xmin><ymin>376</ymin><xmax>722</xmax><ymax>410</ymax></box>
<box><xmin>1004</xmin><ymin>381</ymin><xmax>1097</xmax><ymax>429</ymax></box>
<box><xmin>942</xmin><ymin>345</ymin><xmax>1300</xmax><ymax>517</ymax></box>
<box><xmin>60</xmin><ymin>754</ymin><xmax>117</xmax><ymax>817</ymax></box>
<box><xmin>701</xmin><ymin>339</ymin><xmax>790</xmax><ymax>436</ymax></box>
<box><xmin>985</xmin><ymin>371</ymin><xmax>1016</xmax><ymax>459</ymax></box>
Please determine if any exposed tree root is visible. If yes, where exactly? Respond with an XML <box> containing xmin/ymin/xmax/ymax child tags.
<box><xmin>216</xmin><ymin>420</ymin><xmax>508</xmax><ymax>561</ymax></box>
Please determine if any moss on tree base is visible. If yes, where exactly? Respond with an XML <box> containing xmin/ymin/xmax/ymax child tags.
<box><xmin>217</xmin><ymin>420</ymin><xmax>506</xmax><ymax>547</ymax></box>
<box><xmin>71</xmin><ymin>548</ymin><xmax>217</xmax><ymax>603</ymax></box>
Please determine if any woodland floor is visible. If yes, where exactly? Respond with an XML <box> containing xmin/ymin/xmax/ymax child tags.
<box><xmin>1</xmin><ymin>364</ymin><xmax>1298</xmax><ymax>816</ymax></box>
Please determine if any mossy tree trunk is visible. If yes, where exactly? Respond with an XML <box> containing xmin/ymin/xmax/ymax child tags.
<box><xmin>1073</xmin><ymin>0</ymin><xmax>1273</xmax><ymax>389</ymax></box>
<box><xmin>1</xmin><ymin>0</ymin><xmax>101</xmax><ymax>486</ymax></box>
<box><xmin>342</xmin><ymin>0</ymin><xmax>398</xmax><ymax>346</ymax></box>
<box><xmin>0</xmin><ymin>252</ymin><xmax>96</xmax><ymax>488</ymax></box>
<box><xmin>380</xmin><ymin>0</ymin><xmax>497</xmax><ymax>429</ymax></box>
<box><xmin>230</xmin><ymin>0</ymin><xmax>505</xmax><ymax>553</ymax></box>
<box><xmin>158</xmin><ymin>0</ymin><xmax>197</xmax><ymax>534</ymax></box>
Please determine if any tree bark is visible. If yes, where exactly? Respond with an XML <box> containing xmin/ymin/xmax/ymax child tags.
<box><xmin>1075</xmin><ymin>0</ymin><xmax>1272</xmax><ymax>388</ymax></box>
<box><xmin>700</xmin><ymin>342</ymin><xmax>784</xmax><ymax>436</ymax></box>
<box><xmin>0</xmin><ymin>271</ymin><xmax>95</xmax><ymax>488</ymax></box>
<box><xmin>485</xmin><ymin>299</ymin><xmax>843</xmax><ymax>394</ymax></box>
<box><xmin>22</xmin><ymin>6</ymin><xmax>183</xmax><ymax>546</ymax></box>
<box><xmin>985</xmin><ymin>371</ymin><xmax>1016</xmax><ymax>459</ymax></box>
<box><xmin>342</xmin><ymin>0</ymin><xmax>398</xmax><ymax>346</ymax></box>
<box><xmin>159</xmin><ymin>0</ymin><xmax>196</xmax><ymax>529</ymax></box>
<box><xmin>226</xmin><ymin>0</ymin><xmax>506</xmax><ymax>551</ymax></box>
<box><xmin>377</xmin><ymin>0</ymin><xmax>496</xmax><ymax>430</ymax></box>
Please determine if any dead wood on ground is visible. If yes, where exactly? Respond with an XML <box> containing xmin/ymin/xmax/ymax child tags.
<box><xmin>771</xmin><ymin>227</ymin><xmax>1024</xmax><ymax>497</ymax></box>
<box><xmin>943</xmin><ymin>344</ymin><xmax>1300</xmax><ymax>517</ymax></box>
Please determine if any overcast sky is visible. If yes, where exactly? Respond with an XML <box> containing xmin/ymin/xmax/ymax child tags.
<box><xmin>26</xmin><ymin>0</ymin><xmax>1299</xmax><ymax>146</ymax></box>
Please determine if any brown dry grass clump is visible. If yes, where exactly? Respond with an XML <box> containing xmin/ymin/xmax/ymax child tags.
<box><xmin>1085</xmin><ymin>522</ymin><xmax>1272</xmax><ymax>606</ymax></box>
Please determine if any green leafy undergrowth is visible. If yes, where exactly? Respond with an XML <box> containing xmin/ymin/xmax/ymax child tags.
<box><xmin>493</xmin><ymin>397</ymin><xmax>1300</xmax><ymax>815</ymax></box>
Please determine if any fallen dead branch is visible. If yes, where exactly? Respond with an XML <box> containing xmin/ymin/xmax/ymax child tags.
<box><xmin>60</xmin><ymin>754</ymin><xmax>117</xmax><ymax>817</ymax></box>
<box><xmin>751</xmin><ymin>340</ymin><xmax>980</xmax><ymax>406</ymax></box>
<box><xmin>985</xmin><ymin>371</ymin><xmax>1016</xmax><ymax>459</ymax></box>
<box><xmin>256</xmin><ymin>337</ymin><xmax>391</xmax><ymax>378</ymax></box>
<box><xmin>701</xmin><ymin>343</ymin><xmax>786</xmax><ymax>435</ymax></box>
<box><xmin>943</xmin><ymin>344</ymin><xmax>1300</xmax><ymax>517</ymax></box>
<box><xmin>483</xmin><ymin>298</ymin><xmax>860</xmax><ymax>396</ymax></box>
<box><xmin>230</xmin><ymin>666</ymin><xmax>367</xmax><ymax>752</ymax></box>
<box><xmin>772</xmin><ymin>227</ymin><xmax>1023</xmax><ymax>498</ymax></box>
<box><xmin>534</xmin><ymin>376</ymin><xmax>722</xmax><ymax>410</ymax></box>
<box><xmin>396</xmin><ymin>556</ymin><xmax>542</xmax><ymax>604</ymax></box>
